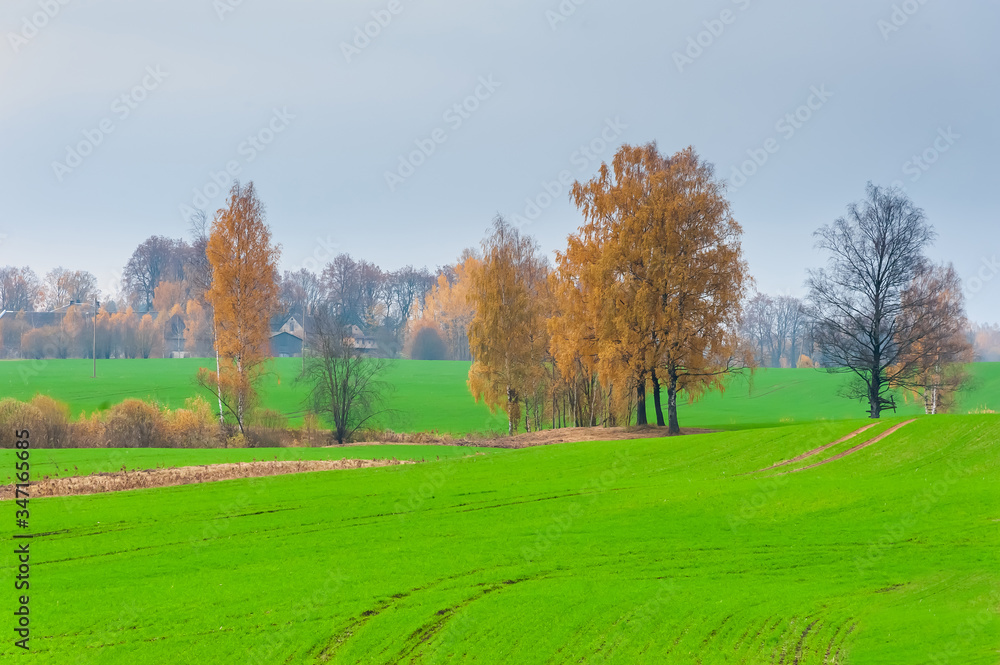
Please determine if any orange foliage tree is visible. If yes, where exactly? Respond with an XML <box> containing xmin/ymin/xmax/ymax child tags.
<box><xmin>566</xmin><ymin>144</ymin><xmax>751</xmax><ymax>434</ymax></box>
<box><xmin>466</xmin><ymin>217</ymin><xmax>550</xmax><ymax>435</ymax></box>
<box><xmin>411</xmin><ymin>251</ymin><xmax>479</xmax><ymax>361</ymax></box>
<box><xmin>200</xmin><ymin>181</ymin><xmax>281</xmax><ymax>433</ymax></box>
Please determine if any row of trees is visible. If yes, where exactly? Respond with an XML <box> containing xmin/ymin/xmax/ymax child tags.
<box><xmin>462</xmin><ymin>146</ymin><xmax>977</xmax><ymax>434</ymax></box>
<box><xmin>0</xmin><ymin>266</ymin><xmax>99</xmax><ymax>312</ymax></box>
<box><xmin>465</xmin><ymin>146</ymin><xmax>750</xmax><ymax>435</ymax></box>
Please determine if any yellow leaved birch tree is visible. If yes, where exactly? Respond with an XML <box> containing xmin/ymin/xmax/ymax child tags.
<box><xmin>200</xmin><ymin>181</ymin><xmax>281</xmax><ymax>435</ymax></box>
<box><xmin>467</xmin><ymin>216</ymin><xmax>549</xmax><ymax>435</ymax></box>
<box><xmin>569</xmin><ymin>144</ymin><xmax>751</xmax><ymax>434</ymax></box>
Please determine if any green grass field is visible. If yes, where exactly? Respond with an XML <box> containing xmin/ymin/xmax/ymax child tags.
<box><xmin>2</xmin><ymin>415</ymin><xmax>997</xmax><ymax>662</ymax></box>
<box><xmin>1</xmin><ymin>358</ymin><xmax>999</xmax><ymax>434</ymax></box>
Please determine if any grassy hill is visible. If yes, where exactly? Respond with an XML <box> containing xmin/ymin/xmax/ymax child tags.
<box><xmin>2</xmin><ymin>415</ymin><xmax>997</xmax><ymax>662</ymax></box>
<box><xmin>1</xmin><ymin>358</ymin><xmax>998</xmax><ymax>434</ymax></box>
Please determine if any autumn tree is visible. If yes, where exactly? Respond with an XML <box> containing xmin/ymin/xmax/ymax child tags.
<box><xmin>412</xmin><ymin>251</ymin><xmax>479</xmax><ymax>361</ymax></box>
<box><xmin>896</xmin><ymin>263</ymin><xmax>973</xmax><ymax>414</ymax></box>
<box><xmin>568</xmin><ymin>144</ymin><xmax>750</xmax><ymax>434</ymax></box>
<box><xmin>200</xmin><ymin>181</ymin><xmax>281</xmax><ymax>434</ymax></box>
<box><xmin>466</xmin><ymin>217</ymin><xmax>550</xmax><ymax>435</ymax></box>
<box><xmin>549</xmin><ymin>235</ymin><xmax>608</xmax><ymax>427</ymax></box>
<box><xmin>807</xmin><ymin>184</ymin><xmax>938</xmax><ymax>418</ymax></box>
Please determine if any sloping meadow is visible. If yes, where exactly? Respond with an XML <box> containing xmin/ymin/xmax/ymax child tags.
<box><xmin>1</xmin><ymin>415</ymin><xmax>997</xmax><ymax>663</ymax></box>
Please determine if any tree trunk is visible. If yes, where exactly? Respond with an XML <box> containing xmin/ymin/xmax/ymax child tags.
<box><xmin>666</xmin><ymin>369</ymin><xmax>680</xmax><ymax>435</ymax></box>
<box><xmin>506</xmin><ymin>385</ymin><xmax>515</xmax><ymax>436</ymax></box>
<box><xmin>213</xmin><ymin>322</ymin><xmax>224</xmax><ymax>427</ymax></box>
<box><xmin>651</xmin><ymin>369</ymin><xmax>666</xmax><ymax>427</ymax></box>
<box><xmin>868</xmin><ymin>377</ymin><xmax>882</xmax><ymax>419</ymax></box>
<box><xmin>236</xmin><ymin>355</ymin><xmax>245</xmax><ymax>434</ymax></box>
<box><xmin>635</xmin><ymin>374</ymin><xmax>648</xmax><ymax>426</ymax></box>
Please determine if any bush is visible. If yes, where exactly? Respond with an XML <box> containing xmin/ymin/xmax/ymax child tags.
<box><xmin>72</xmin><ymin>411</ymin><xmax>106</xmax><ymax>449</ymax></box>
<box><xmin>0</xmin><ymin>398</ymin><xmax>44</xmax><ymax>449</ymax></box>
<box><xmin>407</xmin><ymin>324</ymin><xmax>448</xmax><ymax>361</ymax></box>
<box><xmin>0</xmin><ymin>395</ymin><xmax>74</xmax><ymax>448</ymax></box>
<box><xmin>104</xmin><ymin>399</ymin><xmax>167</xmax><ymax>448</ymax></box>
<box><xmin>164</xmin><ymin>396</ymin><xmax>222</xmax><ymax>448</ymax></box>
<box><xmin>29</xmin><ymin>395</ymin><xmax>71</xmax><ymax>448</ymax></box>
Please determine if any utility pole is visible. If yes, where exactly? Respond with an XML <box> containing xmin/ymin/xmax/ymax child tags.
<box><xmin>93</xmin><ymin>298</ymin><xmax>99</xmax><ymax>378</ymax></box>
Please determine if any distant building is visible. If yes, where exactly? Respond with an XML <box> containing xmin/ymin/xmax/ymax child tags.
<box><xmin>270</xmin><ymin>330</ymin><xmax>303</xmax><ymax>358</ymax></box>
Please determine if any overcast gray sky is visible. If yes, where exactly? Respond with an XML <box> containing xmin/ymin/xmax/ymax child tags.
<box><xmin>1</xmin><ymin>0</ymin><xmax>998</xmax><ymax>322</ymax></box>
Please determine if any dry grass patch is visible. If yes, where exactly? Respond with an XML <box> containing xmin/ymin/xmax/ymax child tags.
<box><xmin>0</xmin><ymin>458</ymin><xmax>413</xmax><ymax>500</ymax></box>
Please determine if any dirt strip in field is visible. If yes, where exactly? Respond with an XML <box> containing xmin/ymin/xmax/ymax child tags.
<box><xmin>0</xmin><ymin>458</ymin><xmax>413</xmax><ymax>500</ymax></box>
<box><xmin>343</xmin><ymin>426</ymin><xmax>716</xmax><ymax>450</ymax></box>
<box><xmin>753</xmin><ymin>424</ymin><xmax>879</xmax><ymax>473</ymax></box>
<box><xmin>786</xmin><ymin>420</ymin><xmax>918</xmax><ymax>474</ymax></box>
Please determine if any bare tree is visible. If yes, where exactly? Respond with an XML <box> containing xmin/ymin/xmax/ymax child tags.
<box><xmin>185</xmin><ymin>210</ymin><xmax>214</xmax><ymax>305</ymax></box>
<box><xmin>0</xmin><ymin>267</ymin><xmax>42</xmax><ymax>311</ymax></box>
<box><xmin>321</xmin><ymin>254</ymin><xmax>363</xmax><ymax>323</ymax></box>
<box><xmin>742</xmin><ymin>292</ymin><xmax>775</xmax><ymax>366</ymax></box>
<box><xmin>279</xmin><ymin>268</ymin><xmax>321</xmax><ymax>321</ymax></box>
<box><xmin>807</xmin><ymin>183</ymin><xmax>936</xmax><ymax>418</ymax></box>
<box><xmin>772</xmin><ymin>295</ymin><xmax>806</xmax><ymax>367</ymax></box>
<box><xmin>42</xmin><ymin>268</ymin><xmax>99</xmax><ymax>310</ymax></box>
<box><xmin>122</xmin><ymin>236</ymin><xmax>185</xmax><ymax>311</ymax></box>
<box><xmin>301</xmin><ymin>307</ymin><xmax>393</xmax><ymax>444</ymax></box>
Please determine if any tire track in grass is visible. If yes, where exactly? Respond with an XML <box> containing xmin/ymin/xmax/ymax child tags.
<box><xmin>786</xmin><ymin>420</ymin><xmax>917</xmax><ymax>474</ymax></box>
<box><xmin>733</xmin><ymin>614</ymin><xmax>774</xmax><ymax>659</ymax></box>
<box><xmin>752</xmin><ymin>425</ymin><xmax>878</xmax><ymax>473</ymax></box>
<box><xmin>394</xmin><ymin>577</ymin><xmax>533</xmax><ymax>663</ymax></box>
<box><xmin>822</xmin><ymin>618</ymin><xmax>854</xmax><ymax>664</ymax></box>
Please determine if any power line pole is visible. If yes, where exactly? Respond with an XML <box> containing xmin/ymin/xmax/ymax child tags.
<box><xmin>93</xmin><ymin>298</ymin><xmax>99</xmax><ymax>379</ymax></box>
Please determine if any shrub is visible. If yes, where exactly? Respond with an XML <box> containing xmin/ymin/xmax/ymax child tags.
<box><xmin>72</xmin><ymin>411</ymin><xmax>106</xmax><ymax>449</ymax></box>
<box><xmin>164</xmin><ymin>396</ymin><xmax>222</xmax><ymax>448</ymax></box>
<box><xmin>29</xmin><ymin>395</ymin><xmax>71</xmax><ymax>448</ymax></box>
<box><xmin>0</xmin><ymin>398</ymin><xmax>44</xmax><ymax>449</ymax></box>
<box><xmin>104</xmin><ymin>399</ymin><xmax>167</xmax><ymax>448</ymax></box>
